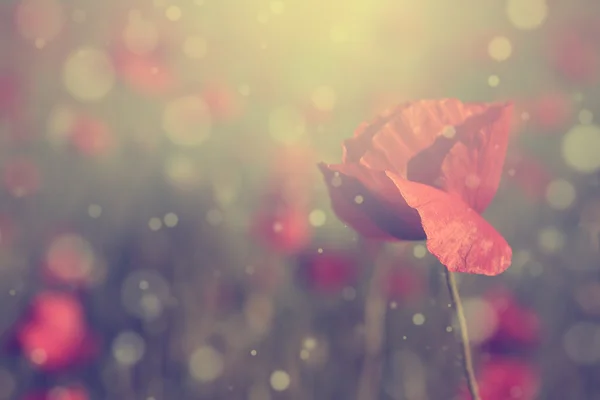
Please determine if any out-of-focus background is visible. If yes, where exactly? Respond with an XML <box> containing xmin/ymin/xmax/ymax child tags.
<box><xmin>0</xmin><ymin>0</ymin><xmax>600</xmax><ymax>398</ymax></box>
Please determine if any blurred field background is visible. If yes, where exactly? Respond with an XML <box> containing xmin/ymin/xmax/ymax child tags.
<box><xmin>1</xmin><ymin>0</ymin><xmax>600</xmax><ymax>398</ymax></box>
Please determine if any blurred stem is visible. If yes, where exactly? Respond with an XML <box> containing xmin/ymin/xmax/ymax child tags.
<box><xmin>443</xmin><ymin>269</ymin><xmax>481</xmax><ymax>400</ymax></box>
<box><xmin>357</xmin><ymin>240</ymin><xmax>387</xmax><ymax>400</ymax></box>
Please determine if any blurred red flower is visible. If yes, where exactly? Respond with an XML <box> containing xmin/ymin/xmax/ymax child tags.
<box><xmin>529</xmin><ymin>92</ymin><xmax>574</xmax><ymax>131</ymax></box>
<box><xmin>484</xmin><ymin>288</ymin><xmax>540</xmax><ymax>348</ymax></box>
<box><xmin>298</xmin><ymin>252</ymin><xmax>357</xmax><ymax>293</ymax></box>
<box><xmin>504</xmin><ymin>152</ymin><xmax>551</xmax><ymax>201</ymax></box>
<box><xmin>463</xmin><ymin>357</ymin><xmax>540</xmax><ymax>400</ymax></box>
<box><xmin>17</xmin><ymin>292</ymin><xmax>98</xmax><ymax>371</ymax></box>
<box><xmin>0</xmin><ymin>73</ymin><xmax>20</xmax><ymax>118</ymax></box>
<box><xmin>3</xmin><ymin>157</ymin><xmax>41</xmax><ymax>198</ymax></box>
<box><xmin>253</xmin><ymin>203</ymin><xmax>310</xmax><ymax>253</ymax></box>
<box><xmin>112</xmin><ymin>48</ymin><xmax>178</xmax><ymax>97</ymax></box>
<box><xmin>549</xmin><ymin>18</ymin><xmax>600</xmax><ymax>85</ymax></box>
<box><xmin>379</xmin><ymin>266</ymin><xmax>424</xmax><ymax>302</ymax></box>
<box><xmin>22</xmin><ymin>385</ymin><xmax>89</xmax><ymax>400</ymax></box>
<box><xmin>319</xmin><ymin>99</ymin><xmax>513</xmax><ymax>275</ymax></box>
<box><xmin>70</xmin><ymin>114</ymin><xmax>116</xmax><ymax>158</ymax></box>
<box><xmin>202</xmin><ymin>83</ymin><xmax>245</xmax><ymax>122</ymax></box>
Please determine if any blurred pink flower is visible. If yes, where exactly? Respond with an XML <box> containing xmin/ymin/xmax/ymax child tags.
<box><xmin>379</xmin><ymin>266</ymin><xmax>424</xmax><ymax>303</ymax></box>
<box><xmin>22</xmin><ymin>385</ymin><xmax>88</xmax><ymax>400</ymax></box>
<box><xmin>505</xmin><ymin>152</ymin><xmax>551</xmax><ymax>200</ymax></box>
<box><xmin>16</xmin><ymin>292</ymin><xmax>98</xmax><ymax>371</ymax></box>
<box><xmin>254</xmin><ymin>207</ymin><xmax>311</xmax><ymax>253</ymax></box>
<box><xmin>463</xmin><ymin>357</ymin><xmax>540</xmax><ymax>400</ymax></box>
<box><xmin>299</xmin><ymin>252</ymin><xmax>357</xmax><ymax>294</ymax></box>
<box><xmin>202</xmin><ymin>83</ymin><xmax>245</xmax><ymax>121</ymax></box>
<box><xmin>70</xmin><ymin>114</ymin><xmax>117</xmax><ymax>158</ymax></box>
<box><xmin>253</xmin><ymin>147</ymin><xmax>316</xmax><ymax>253</ymax></box>
<box><xmin>484</xmin><ymin>287</ymin><xmax>540</xmax><ymax>348</ymax></box>
<box><xmin>112</xmin><ymin>47</ymin><xmax>178</xmax><ymax>97</ymax></box>
<box><xmin>549</xmin><ymin>18</ymin><xmax>600</xmax><ymax>84</ymax></box>
<box><xmin>527</xmin><ymin>92</ymin><xmax>574</xmax><ymax>131</ymax></box>
<box><xmin>3</xmin><ymin>157</ymin><xmax>41</xmax><ymax>198</ymax></box>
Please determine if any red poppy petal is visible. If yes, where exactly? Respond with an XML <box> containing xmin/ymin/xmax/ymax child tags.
<box><xmin>342</xmin><ymin>108</ymin><xmax>401</xmax><ymax>166</ymax></box>
<box><xmin>439</xmin><ymin>102</ymin><xmax>513</xmax><ymax>213</ymax></box>
<box><xmin>386</xmin><ymin>172</ymin><xmax>512</xmax><ymax>275</ymax></box>
<box><xmin>319</xmin><ymin>163</ymin><xmax>425</xmax><ymax>240</ymax></box>
<box><xmin>345</xmin><ymin>100</ymin><xmax>489</xmax><ymax>174</ymax></box>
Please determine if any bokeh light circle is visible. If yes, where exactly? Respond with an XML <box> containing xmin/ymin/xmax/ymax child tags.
<box><xmin>121</xmin><ymin>270</ymin><xmax>171</xmax><ymax>321</ymax></box>
<box><xmin>538</xmin><ymin>227</ymin><xmax>565</xmax><ymax>253</ymax></box>
<box><xmin>545</xmin><ymin>179</ymin><xmax>576</xmax><ymax>210</ymax></box>
<box><xmin>45</xmin><ymin>234</ymin><xmax>95</xmax><ymax>284</ymax></box>
<box><xmin>270</xmin><ymin>370</ymin><xmax>291</xmax><ymax>391</ymax></box>
<box><xmin>561</xmin><ymin>124</ymin><xmax>600</xmax><ymax>173</ymax></box>
<box><xmin>112</xmin><ymin>331</ymin><xmax>146</xmax><ymax>366</ymax></box>
<box><xmin>488</xmin><ymin>36</ymin><xmax>513</xmax><ymax>61</ymax></box>
<box><xmin>163</xmin><ymin>96</ymin><xmax>212</xmax><ymax>147</ymax></box>
<box><xmin>189</xmin><ymin>346</ymin><xmax>224</xmax><ymax>382</ymax></box>
<box><xmin>506</xmin><ymin>0</ymin><xmax>548</xmax><ymax>30</ymax></box>
<box><xmin>63</xmin><ymin>47</ymin><xmax>115</xmax><ymax>102</ymax></box>
<box><xmin>563</xmin><ymin>322</ymin><xmax>600</xmax><ymax>365</ymax></box>
<box><xmin>460</xmin><ymin>298</ymin><xmax>498</xmax><ymax>344</ymax></box>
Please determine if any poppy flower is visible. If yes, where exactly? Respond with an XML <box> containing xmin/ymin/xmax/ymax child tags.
<box><xmin>319</xmin><ymin>99</ymin><xmax>513</xmax><ymax>275</ymax></box>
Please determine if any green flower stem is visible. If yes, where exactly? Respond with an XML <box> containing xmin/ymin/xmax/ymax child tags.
<box><xmin>443</xmin><ymin>269</ymin><xmax>481</xmax><ymax>400</ymax></box>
